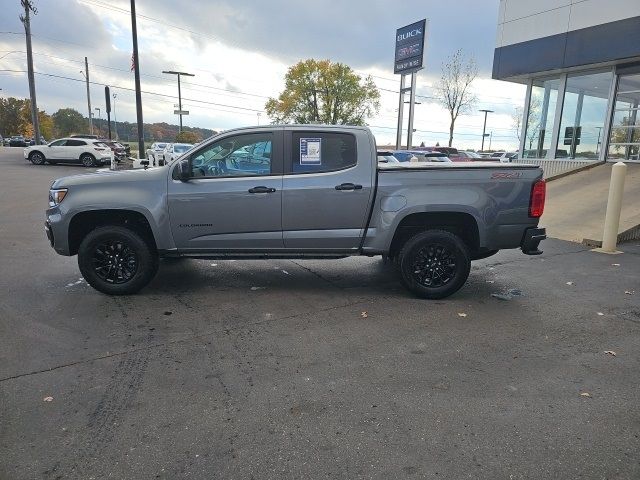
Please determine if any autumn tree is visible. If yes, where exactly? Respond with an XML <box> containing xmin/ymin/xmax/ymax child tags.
<box><xmin>265</xmin><ymin>59</ymin><xmax>380</xmax><ymax>125</ymax></box>
<box><xmin>175</xmin><ymin>130</ymin><xmax>200</xmax><ymax>143</ymax></box>
<box><xmin>434</xmin><ymin>49</ymin><xmax>478</xmax><ymax>147</ymax></box>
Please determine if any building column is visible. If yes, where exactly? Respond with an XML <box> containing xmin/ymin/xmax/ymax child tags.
<box><xmin>548</xmin><ymin>74</ymin><xmax>567</xmax><ymax>159</ymax></box>
<box><xmin>519</xmin><ymin>79</ymin><xmax>532</xmax><ymax>159</ymax></box>
<box><xmin>601</xmin><ymin>68</ymin><xmax>617</xmax><ymax>162</ymax></box>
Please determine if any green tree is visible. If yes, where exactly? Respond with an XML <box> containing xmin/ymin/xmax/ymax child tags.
<box><xmin>265</xmin><ymin>59</ymin><xmax>380</xmax><ymax>125</ymax></box>
<box><xmin>434</xmin><ymin>49</ymin><xmax>478</xmax><ymax>147</ymax></box>
<box><xmin>52</xmin><ymin>108</ymin><xmax>86</xmax><ymax>137</ymax></box>
<box><xmin>175</xmin><ymin>130</ymin><xmax>200</xmax><ymax>143</ymax></box>
<box><xmin>0</xmin><ymin>97</ymin><xmax>27</xmax><ymax>137</ymax></box>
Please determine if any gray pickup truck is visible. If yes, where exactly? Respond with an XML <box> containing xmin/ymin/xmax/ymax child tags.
<box><xmin>45</xmin><ymin>125</ymin><xmax>546</xmax><ymax>299</ymax></box>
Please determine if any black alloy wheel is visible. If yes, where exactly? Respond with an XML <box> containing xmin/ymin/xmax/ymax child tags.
<box><xmin>398</xmin><ymin>229</ymin><xmax>471</xmax><ymax>299</ymax></box>
<box><xmin>411</xmin><ymin>243</ymin><xmax>457</xmax><ymax>288</ymax></box>
<box><xmin>78</xmin><ymin>226</ymin><xmax>158</xmax><ymax>295</ymax></box>
<box><xmin>92</xmin><ymin>239</ymin><xmax>139</xmax><ymax>284</ymax></box>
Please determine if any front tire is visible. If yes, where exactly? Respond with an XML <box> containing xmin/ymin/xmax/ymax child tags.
<box><xmin>29</xmin><ymin>151</ymin><xmax>46</xmax><ymax>165</ymax></box>
<box><xmin>81</xmin><ymin>153</ymin><xmax>96</xmax><ymax>167</ymax></box>
<box><xmin>397</xmin><ymin>230</ymin><xmax>471</xmax><ymax>299</ymax></box>
<box><xmin>78</xmin><ymin>226</ymin><xmax>158</xmax><ymax>295</ymax></box>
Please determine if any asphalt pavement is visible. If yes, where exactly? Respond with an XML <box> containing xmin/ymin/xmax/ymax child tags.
<box><xmin>1</xmin><ymin>147</ymin><xmax>639</xmax><ymax>479</ymax></box>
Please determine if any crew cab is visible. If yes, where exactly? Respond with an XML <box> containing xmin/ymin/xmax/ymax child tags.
<box><xmin>45</xmin><ymin>125</ymin><xmax>546</xmax><ymax>299</ymax></box>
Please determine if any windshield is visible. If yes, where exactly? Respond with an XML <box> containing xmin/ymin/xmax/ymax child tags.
<box><xmin>173</xmin><ymin>144</ymin><xmax>192</xmax><ymax>154</ymax></box>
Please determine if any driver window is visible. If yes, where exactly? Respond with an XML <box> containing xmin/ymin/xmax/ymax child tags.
<box><xmin>50</xmin><ymin>139</ymin><xmax>67</xmax><ymax>147</ymax></box>
<box><xmin>190</xmin><ymin>133</ymin><xmax>273</xmax><ymax>178</ymax></box>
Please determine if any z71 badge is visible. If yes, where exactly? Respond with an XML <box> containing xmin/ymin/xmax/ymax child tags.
<box><xmin>491</xmin><ymin>172</ymin><xmax>523</xmax><ymax>179</ymax></box>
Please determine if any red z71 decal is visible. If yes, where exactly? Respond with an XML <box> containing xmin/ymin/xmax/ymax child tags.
<box><xmin>491</xmin><ymin>172</ymin><xmax>523</xmax><ymax>179</ymax></box>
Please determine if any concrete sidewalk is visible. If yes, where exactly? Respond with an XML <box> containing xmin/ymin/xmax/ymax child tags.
<box><xmin>543</xmin><ymin>162</ymin><xmax>640</xmax><ymax>243</ymax></box>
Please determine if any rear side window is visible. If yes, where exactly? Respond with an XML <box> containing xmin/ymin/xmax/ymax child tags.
<box><xmin>289</xmin><ymin>132</ymin><xmax>356</xmax><ymax>174</ymax></box>
<box><xmin>66</xmin><ymin>139</ymin><xmax>86</xmax><ymax>146</ymax></box>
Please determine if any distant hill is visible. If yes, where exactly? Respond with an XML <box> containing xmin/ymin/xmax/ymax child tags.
<box><xmin>92</xmin><ymin>118</ymin><xmax>216</xmax><ymax>143</ymax></box>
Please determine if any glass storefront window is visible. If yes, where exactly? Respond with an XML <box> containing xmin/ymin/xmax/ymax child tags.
<box><xmin>556</xmin><ymin>71</ymin><xmax>612</xmax><ymax>159</ymax></box>
<box><xmin>523</xmin><ymin>78</ymin><xmax>560</xmax><ymax>158</ymax></box>
<box><xmin>608</xmin><ymin>73</ymin><xmax>640</xmax><ymax>161</ymax></box>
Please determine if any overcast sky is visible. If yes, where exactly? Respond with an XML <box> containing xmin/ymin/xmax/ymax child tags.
<box><xmin>0</xmin><ymin>0</ymin><xmax>526</xmax><ymax>149</ymax></box>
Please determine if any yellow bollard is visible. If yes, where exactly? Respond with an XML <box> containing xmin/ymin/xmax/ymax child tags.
<box><xmin>595</xmin><ymin>162</ymin><xmax>627</xmax><ymax>254</ymax></box>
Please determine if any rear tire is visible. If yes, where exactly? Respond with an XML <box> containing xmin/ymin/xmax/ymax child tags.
<box><xmin>29</xmin><ymin>151</ymin><xmax>46</xmax><ymax>165</ymax></box>
<box><xmin>397</xmin><ymin>229</ymin><xmax>471</xmax><ymax>299</ymax></box>
<box><xmin>81</xmin><ymin>153</ymin><xmax>96</xmax><ymax>167</ymax></box>
<box><xmin>78</xmin><ymin>226</ymin><xmax>158</xmax><ymax>295</ymax></box>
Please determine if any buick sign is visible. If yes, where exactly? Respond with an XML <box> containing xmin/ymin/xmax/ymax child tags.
<box><xmin>394</xmin><ymin>19</ymin><xmax>426</xmax><ymax>74</ymax></box>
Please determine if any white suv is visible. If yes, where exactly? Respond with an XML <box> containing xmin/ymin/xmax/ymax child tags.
<box><xmin>24</xmin><ymin>138</ymin><xmax>113</xmax><ymax>167</ymax></box>
<box><xmin>145</xmin><ymin>142</ymin><xmax>168</xmax><ymax>166</ymax></box>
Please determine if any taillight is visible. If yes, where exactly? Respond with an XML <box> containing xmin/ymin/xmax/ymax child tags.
<box><xmin>529</xmin><ymin>179</ymin><xmax>546</xmax><ymax>218</ymax></box>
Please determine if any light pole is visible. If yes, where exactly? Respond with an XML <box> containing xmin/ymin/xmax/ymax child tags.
<box><xmin>479</xmin><ymin>109</ymin><xmax>493</xmax><ymax>151</ymax></box>
<box><xmin>162</xmin><ymin>70</ymin><xmax>194</xmax><ymax>132</ymax></box>
<box><xmin>112</xmin><ymin>93</ymin><xmax>118</xmax><ymax>140</ymax></box>
<box><xmin>94</xmin><ymin>107</ymin><xmax>101</xmax><ymax>135</ymax></box>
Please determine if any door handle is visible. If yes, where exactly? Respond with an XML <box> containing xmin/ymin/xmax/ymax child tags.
<box><xmin>248</xmin><ymin>186</ymin><xmax>276</xmax><ymax>193</ymax></box>
<box><xmin>335</xmin><ymin>183</ymin><xmax>363</xmax><ymax>191</ymax></box>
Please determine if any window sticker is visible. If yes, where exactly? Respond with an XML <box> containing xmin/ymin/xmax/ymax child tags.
<box><xmin>300</xmin><ymin>138</ymin><xmax>321</xmax><ymax>165</ymax></box>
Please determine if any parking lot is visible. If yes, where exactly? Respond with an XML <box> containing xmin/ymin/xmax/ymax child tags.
<box><xmin>1</xmin><ymin>146</ymin><xmax>639</xmax><ymax>479</ymax></box>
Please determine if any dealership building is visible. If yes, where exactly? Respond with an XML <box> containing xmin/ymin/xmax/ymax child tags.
<box><xmin>493</xmin><ymin>0</ymin><xmax>640</xmax><ymax>162</ymax></box>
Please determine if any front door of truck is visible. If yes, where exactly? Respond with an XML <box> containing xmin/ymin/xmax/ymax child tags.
<box><xmin>167</xmin><ymin>129</ymin><xmax>284</xmax><ymax>252</ymax></box>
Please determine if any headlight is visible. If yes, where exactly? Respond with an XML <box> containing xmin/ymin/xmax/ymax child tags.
<box><xmin>49</xmin><ymin>188</ymin><xmax>68</xmax><ymax>207</ymax></box>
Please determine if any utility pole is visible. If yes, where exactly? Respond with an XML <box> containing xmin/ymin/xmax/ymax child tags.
<box><xmin>20</xmin><ymin>0</ymin><xmax>41</xmax><ymax>145</ymax></box>
<box><xmin>479</xmin><ymin>109</ymin><xmax>493</xmax><ymax>151</ymax></box>
<box><xmin>81</xmin><ymin>57</ymin><xmax>93</xmax><ymax>134</ymax></box>
<box><xmin>162</xmin><ymin>70</ymin><xmax>194</xmax><ymax>133</ymax></box>
<box><xmin>130</xmin><ymin>0</ymin><xmax>144</xmax><ymax>158</ymax></box>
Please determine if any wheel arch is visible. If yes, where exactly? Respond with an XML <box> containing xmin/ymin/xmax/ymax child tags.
<box><xmin>68</xmin><ymin>209</ymin><xmax>157</xmax><ymax>256</ymax></box>
<box><xmin>388</xmin><ymin>211</ymin><xmax>481</xmax><ymax>258</ymax></box>
<box><xmin>28</xmin><ymin>149</ymin><xmax>45</xmax><ymax>158</ymax></box>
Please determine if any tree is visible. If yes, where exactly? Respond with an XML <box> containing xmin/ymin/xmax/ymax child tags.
<box><xmin>0</xmin><ymin>97</ymin><xmax>26</xmax><ymax>137</ymax></box>
<box><xmin>434</xmin><ymin>49</ymin><xmax>478</xmax><ymax>147</ymax></box>
<box><xmin>512</xmin><ymin>107</ymin><xmax>523</xmax><ymax>141</ymax></box>
<box><xmin>175</xmin><ymin>130</ymin><xmax>200</xmax><ymax>143</ymax></box>
<box><xmin>52</xmin><ymin>108</ymin><xmax>86</xmax><ymax>137</ymax></box>
<box><xmin>265</xmin><ymin>59</ymin><xmax>380</xmax><ymax>125</ymax></box>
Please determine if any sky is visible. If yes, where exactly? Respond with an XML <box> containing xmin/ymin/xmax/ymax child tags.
<box><xmin>0</xmin><ymin>0</ymin><xmax>527</xmax><ymax>150</ymax></box>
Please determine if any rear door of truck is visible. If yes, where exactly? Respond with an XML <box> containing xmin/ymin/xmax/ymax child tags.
<box><xmin>281</xmin><ymin>128</ymin><xmax>375</xmax><ymax>250</ymax></box>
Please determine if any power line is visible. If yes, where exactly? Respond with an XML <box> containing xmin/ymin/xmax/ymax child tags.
<box><xmin>0</xmin><ymin>68</ymin><xmax>266</xmax><ymax>113</ymax></box>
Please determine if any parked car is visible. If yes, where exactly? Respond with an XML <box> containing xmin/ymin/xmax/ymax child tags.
<box><xmin>377</xmin><ymin>151</ymin><xmax>400</xmax><ymax>163</ymax></box>
<box><xmin>70</xmin><ymin>134</ymin><xmax>100</xmax><ymax>140</ymax></box>
<box><xmin>410</xmin><ymin>152</ymin><xmax>452</xmax><ymax>162</ymax></box>
<box><xmin>146</xmin><ymin>142</ymin><xmax>169</xmax><ymax>166</ymax></box>
<box><xmin>456</xmin><ymin>151</ymin><xmax>483</xmax><ymax>160</ymax></box>
<box><xmin>101</xmin><ymin>141</ymin><xmax>127</xmax><ymax>163</ymax></box>
<box><xmin>494</xmin><ymin>151</ymin><xmax>519</xmax><ymax>163</ymax></box>
<box><xmin>9</xmin><ymin>136</ymin><xmax>28</xmax><ymax>147</ymax></box>
<box><xmin>160</xmin><ymin>143</ymin><xmax>193</xmax><ymax>165</ymax></box>
<box><xmin>44</xmin><ymin>124</ymin><xmax>546</xmax><ymax>298</ymax></box>
<box><xmin>24</xmin><ymin>138</ymin><xmax>113</xmax><ymax>167</ymax></box>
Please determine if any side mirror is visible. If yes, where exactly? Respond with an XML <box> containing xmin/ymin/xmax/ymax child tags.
<box><xmin>178</xmin><ymin>159</ymin><xmax>191</xmax><ymax>181</ymax></box>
